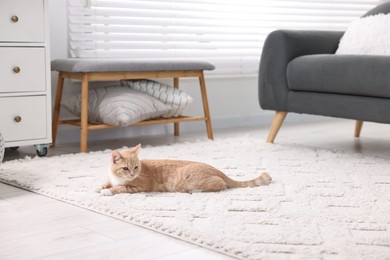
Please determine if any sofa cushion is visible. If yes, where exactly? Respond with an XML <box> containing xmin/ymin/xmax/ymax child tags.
<box><xmin>287</xmin><ymin>54</ymin><xmax>390</xmax><ymax>98</ymax></box>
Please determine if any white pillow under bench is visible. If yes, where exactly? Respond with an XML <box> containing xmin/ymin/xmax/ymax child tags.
<box><xmin>61</xmin><ymin>86</ymin><xmax>172</xmax><ymax>127</ymax></box>
<box><xmin>51</xmin><ymin>58</ymin><xmax>215</xmax><ymax>153</ymax></box>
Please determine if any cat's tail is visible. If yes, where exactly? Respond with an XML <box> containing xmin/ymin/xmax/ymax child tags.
<box><xmin>223</xmin><ymin>172</ymin><xmax>272</xmax><ymax>188</ymax></box>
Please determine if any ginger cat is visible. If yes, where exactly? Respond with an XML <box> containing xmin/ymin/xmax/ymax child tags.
<box><xmin>96</xmin><ymin>144</ymin><xmax>272</xmax><ymax>196</ymax></box>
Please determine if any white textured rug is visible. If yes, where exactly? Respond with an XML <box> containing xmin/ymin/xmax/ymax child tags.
<box><xmin>1</xmin><ymin>135</ymin><xmax>390</xmax><ymax>259</ymax></box>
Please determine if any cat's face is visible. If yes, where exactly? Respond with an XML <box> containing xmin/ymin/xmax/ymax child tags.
<box><xmin>111</xmin><ymin>144</ymin><xmax>142</xmax><ymax>181</ymax></box>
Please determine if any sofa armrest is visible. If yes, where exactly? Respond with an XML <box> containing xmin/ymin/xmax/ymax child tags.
<box><xmin>258</xmin><ymin>30</ymin><xmax>344</xmax><ymax>111</ymax></box>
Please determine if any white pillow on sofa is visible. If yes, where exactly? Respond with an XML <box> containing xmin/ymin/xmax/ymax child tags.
<box><xmin>61</xmin><ymin>86</ymin><xmax>171</xmax><ymax>126</ymax></box>
<box><xmin>336</xmin><ymin>13</ymin><xmax>390</xmax><ymax>55</ymax></box>
<box><xmin>120</xmin><ymin>79</ymin><xmax>193</xmax><ymax>117</ymax></box>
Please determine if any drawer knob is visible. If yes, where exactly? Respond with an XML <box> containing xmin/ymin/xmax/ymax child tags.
<box><xmin>11</xmin><ymin>15</ymin><xmax>19</xmax><ymax>23</ymax></box>
<box><xmin>13</xmin><ymin>67</ymin><xmax>21</xmax><ymax>73</ymax></box>
<box><xmin>14</xmin><ymin>116</ymin><xmax>22</xmax><ymax>123</ymax></box>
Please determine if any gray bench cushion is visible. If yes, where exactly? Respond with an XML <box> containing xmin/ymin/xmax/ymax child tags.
<box><xmin>51</xmin><ymin>58</ymin><xmax>215</xmax><ymax>73</ymax></box>
<box><xmin>287</xmin><ymin>54</ymin><xmax>390</xmax><ymax>99</ymax></box>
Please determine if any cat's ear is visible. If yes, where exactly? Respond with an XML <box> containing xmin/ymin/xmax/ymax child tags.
<box><xmin>111</xmin><ymin>150</ymin><xmax>122</xmax><ymax>163</ymax></box>
<box><xmin>132</xmin><ymin>144</ymin><xmax>141</xmax><ymax>154</ymax></box>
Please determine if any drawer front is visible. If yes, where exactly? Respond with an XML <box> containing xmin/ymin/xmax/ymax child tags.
<box><xmin>0</xmin><ymin>96</ymin><xmax>47</xmax><ymax>142</ymax></box>
<box><xmin>0</xmin><ymin>47</ymin><xmax>46</xmax><ymax>93</ymax></box>
<box><xmin>0</xmin><ymin>0</ymin><xmax>45</xmax><ymax>42</ymax></box>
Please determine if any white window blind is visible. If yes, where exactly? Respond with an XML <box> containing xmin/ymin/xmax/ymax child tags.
<box><xmin>68</xmin><ymin>0</ymin><xmax>381</xmax><ymax>76</ymax></box>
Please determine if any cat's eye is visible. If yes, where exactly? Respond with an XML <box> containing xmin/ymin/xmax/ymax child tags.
<box><xmin>134</xmin><ymin>166</ymin><xmax>139</xmax><ymax>170</ymax></box>
<box><xmin>122</xmin><ymin>167</ymin><xmax>129</xmax><ymax>171</ymax></box>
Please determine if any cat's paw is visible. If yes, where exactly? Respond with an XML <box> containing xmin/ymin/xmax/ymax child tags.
<box><xmin>95</xmin><ymin>187</ymin><xmax>103</xmax><ymax>193</ymax></box>
<box><xmin>100</xmin><ymin>189</ymin><xmax>113</xmax><ymax>196</ymax></box>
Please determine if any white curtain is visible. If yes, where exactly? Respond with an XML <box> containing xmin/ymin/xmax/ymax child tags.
<box><xmin>68</xmin><ymin>0</ymin><xmax>381</xmax><ymax>76</ymax></box>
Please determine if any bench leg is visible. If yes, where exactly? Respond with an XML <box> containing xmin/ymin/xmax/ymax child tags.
<box><xmin>173</xmin><ymin>77</ymin><xmax>180</xmax><ymax>136</ymax></box>
<box><xmin>80</xmin><ymin>74</ymin><xmax>89</xmax><ymax>153</ymax></box>
<box><xmin>52</xmin><ymin>73</ymin><xmax>65</xmax><ymax>147</ymax></box>
<box><xmin>199</xmin><ymin>72</ymin><xmax>214</xmax><ymax>140</ymax></box>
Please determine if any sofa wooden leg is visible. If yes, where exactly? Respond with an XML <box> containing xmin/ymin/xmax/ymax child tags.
<box><xmin>266</xmin><ymin>112</ymin><xmax>287</xmax><ymax>143</ymax></box>
<box><xmin>354</xmin><ymin>120</ymin><xmax>364</xmax><ymax>138</ymax></box>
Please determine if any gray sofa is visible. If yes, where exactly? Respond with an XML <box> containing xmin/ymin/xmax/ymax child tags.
<box><xmin>259</xmin><ymin>2</ymin><xmax>390</xmax><ymax>143</ymax></box>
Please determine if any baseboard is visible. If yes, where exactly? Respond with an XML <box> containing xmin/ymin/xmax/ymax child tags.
<box><xmin>55</xmin><ymin>112</ymin><xmax>332</xmax><ymax>145</ymax></box>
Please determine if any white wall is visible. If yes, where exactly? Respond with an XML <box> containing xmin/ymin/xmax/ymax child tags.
<box><xmin>48</xmin><ymin>0</ymin><xmax>274</xmax><ymax>144</ymax></box>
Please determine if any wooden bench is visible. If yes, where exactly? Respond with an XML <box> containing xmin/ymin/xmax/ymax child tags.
<box><xmin>51</xmin><ymin>58</ymin><xmax>215</xmax><ymax>153</ymax></box>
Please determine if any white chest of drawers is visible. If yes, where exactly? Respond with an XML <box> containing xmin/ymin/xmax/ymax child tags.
<box><xmin>0</xmin><ymin>0</ymin><xmax>51</xmax><ymax>156</ymax></box>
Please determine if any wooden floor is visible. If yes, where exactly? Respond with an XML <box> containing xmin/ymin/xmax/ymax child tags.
<box><xmin>2</xmin><ymin>118</ymin><xmax>390</xmax><ymax>259</ymax></box>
